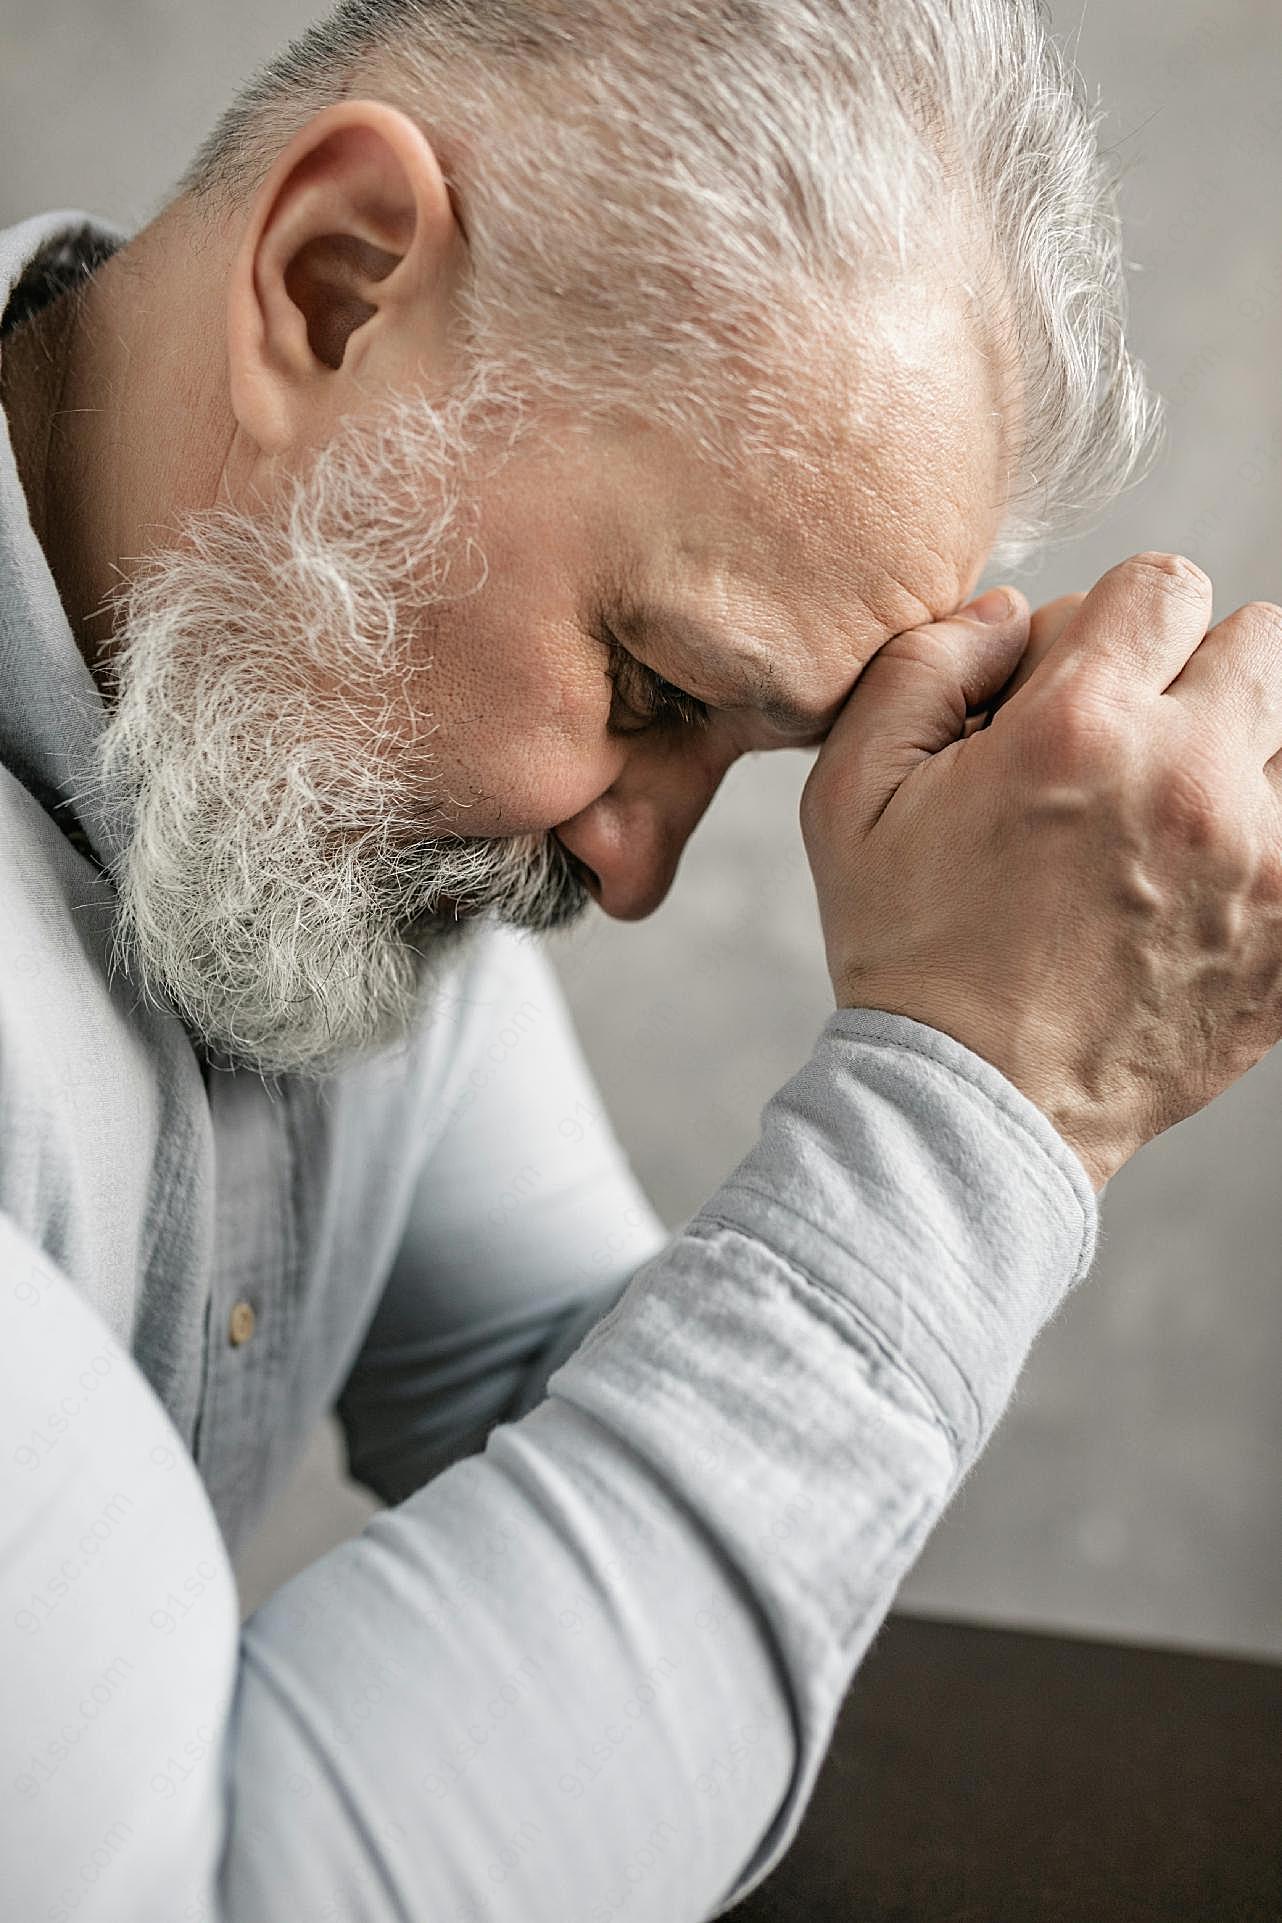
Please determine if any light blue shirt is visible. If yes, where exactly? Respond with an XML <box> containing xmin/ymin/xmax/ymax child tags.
<box><xmin>0</xmin><ymin>210</ymin><xmax>1099</xmax><ymax>1923</ymax></box>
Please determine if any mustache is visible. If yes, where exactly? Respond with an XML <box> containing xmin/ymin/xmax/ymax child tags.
<box><xmin>402</xmin><ymin>827</ymin><xmax>595</xmax><ymax>937</ymax></box>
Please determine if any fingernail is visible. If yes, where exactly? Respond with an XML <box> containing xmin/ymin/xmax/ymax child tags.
<box><xmin>962</xmin><ymin>588</ymin><xmax>1013</xmax><ymax>624</ymax></box>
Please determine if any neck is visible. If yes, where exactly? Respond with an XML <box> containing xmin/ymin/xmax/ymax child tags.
<box><xmin>0</xmin><ymin>202</ymin><xmax>239</xmax><ymax>694</ymax></box>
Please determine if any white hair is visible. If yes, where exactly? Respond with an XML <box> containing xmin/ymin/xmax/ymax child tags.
<box><xmin>95</xmin><ymin>371</ymin><xmax>590</xmax><ymax>1080</ymax></box>
<box><xmin>180</xmin><ymin>0</ymin><xmax>1162</xmax><ymax>569</ymax></box>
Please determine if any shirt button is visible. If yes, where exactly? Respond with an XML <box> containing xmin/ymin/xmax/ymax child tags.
<box><xmin>228</xmin><ymin>1301</ymin><xmax>257</xmax><ymax>1348</ymax></box>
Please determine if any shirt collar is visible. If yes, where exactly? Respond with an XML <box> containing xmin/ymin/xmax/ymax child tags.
<box><xmin>0</xmin><ymin>210</ymin><xmax>130</xmax><ymax>880</ymax></box>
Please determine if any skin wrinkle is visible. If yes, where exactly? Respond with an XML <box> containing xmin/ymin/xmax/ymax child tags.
<box><xmin>0</xmin><ymin>108</ymin><xmax>1015</xmax><ymax>1074</ymax></box>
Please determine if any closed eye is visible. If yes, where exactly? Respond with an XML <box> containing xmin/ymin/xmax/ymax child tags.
<box><xmin>598</xmin><ymin>624</ymin><xmax>711</xmax><ymax>737</ymax></box>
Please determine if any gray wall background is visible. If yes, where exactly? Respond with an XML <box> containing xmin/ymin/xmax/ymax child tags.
<box><xmin>3</xmin><ymin>1</ymin><xmax>1278</xmax><ymax>1659</ymax></box>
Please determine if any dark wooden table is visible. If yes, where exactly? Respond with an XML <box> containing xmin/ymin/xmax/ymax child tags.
<box><xmin>733</xmin><ymin>1611</ymin><xmax>1282</xmax><ymax>1922</ymax></box>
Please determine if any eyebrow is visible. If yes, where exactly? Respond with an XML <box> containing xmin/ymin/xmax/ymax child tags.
<box><xmin>628</xmin><ymin>604</ymin><xmax>837</xmax><ymax>739</ymax></box>
<box><xmin>754</xmin><ymin>685</ymin><xmax>840</xmax><ymax>740</ymax></box>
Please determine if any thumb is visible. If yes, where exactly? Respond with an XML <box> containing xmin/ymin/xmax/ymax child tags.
<box><xmin>810</xmin><ymin>586</ymin><xmax>1031</xmax><ymax>835</ymax></box>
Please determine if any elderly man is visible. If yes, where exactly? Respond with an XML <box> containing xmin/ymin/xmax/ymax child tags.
<box><xmin>4</xmin><ymin>2</ymin><xmax>1281</xmax><ymax>1918</ymax></box>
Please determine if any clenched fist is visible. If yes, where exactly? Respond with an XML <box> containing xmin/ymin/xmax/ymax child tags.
<box><xmin>801</xmin><ymin>553</ymin><xmax>1282</xmax><ymax>1192</ymax></box>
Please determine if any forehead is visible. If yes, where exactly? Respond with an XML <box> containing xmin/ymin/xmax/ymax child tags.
<box><xmin>617</xmin><ymin>283</ymin><xmax>1013</xmax><ymax>704</ymax></box>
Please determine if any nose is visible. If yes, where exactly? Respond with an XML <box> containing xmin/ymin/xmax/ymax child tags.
<box><xmin>554</xmin><ymin>740</ymin><xmax>739</xmax><ymax>920</ymax></box>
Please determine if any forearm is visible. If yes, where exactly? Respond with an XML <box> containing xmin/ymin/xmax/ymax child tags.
<box><xmin>538</xmin><ymin>1003</ymin><xmax>1098</xmax><ymax>1909</ymax></box>
<box><xmin>224</xmin><ymin>1007</ymin><xmax>1096</xmax><ymax>1919</ymax></box>
<box><xmin>336</xmin><ymin>1266</ymin><xmax>654</xmax><ymax>1505</ymax></box>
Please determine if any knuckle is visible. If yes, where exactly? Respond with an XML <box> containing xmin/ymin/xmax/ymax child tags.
<box><xmin>1027</xmin><ymin>678</ymin><xmax>1126</xmax><ymax>774</ymax></box>
<box><xmin>1233</xmin><ymin>599</ymin><xmax>1282</xmax><ymax>637</ymax></box>
<box><xmin>1119</xmin><ymin>550</ymin><xmax>1213</xmax><ymax>601</ymax></box>
<box><xmin>1149</xmin><ymin>757</ymin><xmax>1234</xmax><ymax>850</ymax></box>
<box><xmin>1252</xmin><ymin>841</ymin><xmax>1282</xmax><ymax>906</ymax></box>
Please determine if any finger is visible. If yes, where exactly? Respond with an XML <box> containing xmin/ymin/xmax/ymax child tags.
<box><xmin>813</xmin><ymin>586</ymin><xmax>1030</xmax><ymax>834</ymax></box>
<box><xmin>963</xmin><ymin>594</ymin><xmax>1088</xmax><ymax>736</ymax></box>
<box><xmin>1011</xmin><ymin>552</ymin><xmax>1214</xmax><ymax>699</ymax></box>
<box><xmin>991</xmin><ymin>593</ymin><xmax>1087</xmax><ymax>711</ymax></box>
<box><xmin>1165</xmin><ymin>600</ymin><xmax>1282</xmax><ymax>759</ymax></box>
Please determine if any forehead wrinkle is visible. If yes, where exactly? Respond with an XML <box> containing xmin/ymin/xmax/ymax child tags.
<box><xmin>619</xmin><ymin>399</ymin><xmax>999</xmax><ymax>736</ymax></box>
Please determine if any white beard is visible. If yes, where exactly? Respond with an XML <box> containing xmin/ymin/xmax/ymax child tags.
<box><xmin>91</xmin><ymin>376</ymin><xmax>589</xmax><ymax>1079</ymax></box>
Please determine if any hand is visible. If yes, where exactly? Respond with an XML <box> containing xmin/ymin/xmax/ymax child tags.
<box><xmin>800</xmin><ymin>554</ymin><xmax>1282</xmax><ymax>1191</ymax></box>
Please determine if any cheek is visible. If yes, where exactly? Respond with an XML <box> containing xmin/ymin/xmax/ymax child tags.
<box><xmin>442</xmin><ymin>732</ymin><xmax>614</xmax><ymax>836</ymax></box>
<box><xmin>400</xmin><ymin>611</ymin><xmax>623</xmax><ymax>836</ymax></box>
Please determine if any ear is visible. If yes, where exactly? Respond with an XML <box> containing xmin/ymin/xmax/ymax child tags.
<box><xmin>226</xmin><ymin>101</ymin><xmax>465</xmax><ymax>458</ymax></box>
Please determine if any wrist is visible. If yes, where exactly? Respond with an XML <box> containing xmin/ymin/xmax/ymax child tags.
<box><xmin>833</xmin><ymin>984</ymin><xmax>1121</xmax><ymax>1195</ymax></box>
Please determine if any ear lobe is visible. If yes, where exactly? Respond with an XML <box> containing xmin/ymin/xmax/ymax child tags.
<box><xmin>227</xmin><ymin>105</ymin><xmax>459</xmax><ymax>456</ymax></box>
